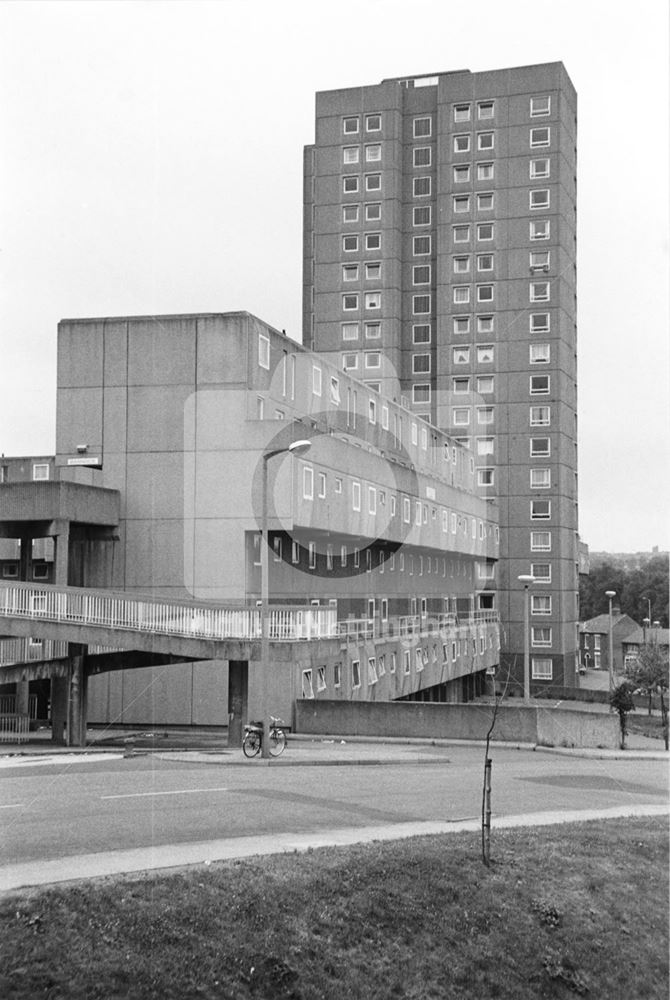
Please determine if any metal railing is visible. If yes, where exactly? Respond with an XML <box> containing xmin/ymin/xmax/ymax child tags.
<box><xmin>338</xmin><ymin>611</ymin><xmax>500</xmax><ymax>642</ymax></box>
<box><xmin>0</xmin><ymin>714</ymin><xmax>30</xmax><ymax>743</ymax></box>
<box><xmin>0</xmin><ymin>582</ymin><xmax>338</xmax><ymax>643</ymax></box>
<box><xmin>0</xmin><ymin>637</ymin><xmax>69</xmax><ymax>666</ymax></box>
<box><xmin>0</xmin><ymin>694</ymin><xmax>38</xmax><ymax>719</ymax></box>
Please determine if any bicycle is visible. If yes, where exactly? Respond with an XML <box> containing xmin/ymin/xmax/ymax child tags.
<box><xmin>242</xmin><ymin>716</ymin><xmax>287</xmax><ymax>758</ymax></box>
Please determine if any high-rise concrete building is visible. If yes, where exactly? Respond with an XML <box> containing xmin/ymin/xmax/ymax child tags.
<box><xmin>303</xmin><ymin>62</ymin><xmax>579</xmax><ymax>692</ymax></box>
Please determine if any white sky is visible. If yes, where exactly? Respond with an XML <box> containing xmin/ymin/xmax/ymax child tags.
<box><xmin>0</xmin><ymin>0</ymin><xmax>668</xmax><ymax>553</ymax></box>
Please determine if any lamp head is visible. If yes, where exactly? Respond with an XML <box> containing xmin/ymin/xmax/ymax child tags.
<box><xmin>605</xmin><ymin>590</ymin><xmax>616</xmax><ymax>598</ymax></box>
<box><xmin>288</xmin><ymin>439</ymin><xmax>311</xmax><ymax>457</ymax></box>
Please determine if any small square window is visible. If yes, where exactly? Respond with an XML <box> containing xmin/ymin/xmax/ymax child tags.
<box><xmin>530</xmin><ymin>96</ymin><xmax>551</xmax><ymax>117</ymax></box>
<box><xmin>413</xmin><ymin>383</ymin><xmax>430</xmax><ymax>404</ymax></box>
<box><xmin>530</xmin><ymin>126</ymin><xmax>550</xmax><ymax>147</ymax></box>
<box><xmin>454</xmin><ymin>134</ymin><xmax>470</xmax><ymax>153</ymax></box>
<box><xmin>453</xmin><ymin>316</ymin><xmax>470</xmax><ymax>334</ymax></box>
<box><xmin>414</xmin><ymin>176</ymin><xmax>431</xmax><ymax>197</ymax></box>
<box><xmin>413</xmin><ymin>146</ymin><xmax>431</xmax><ymax>167</ymax></box>
<box><xmin>343</xmin><ymin>176</ymin><xmax>359</xmax><ymax>194</ymax></box>
<box><xmin>413</xmin><ymin>324</ymin><xmax>431</xmax><ymax>344</ymax></box>
<box><xmin>478</xmin><ymin>468</ymin><xmax>494</xmax><ymax>487</ymax></box>
<box><xmin>477</xmin><ymin>437</ymin><xmax>494</xmax><ymax>456</ymax></box>
<box><xmin>530</xmin><ymin>468</ymin><xmax>551</xmax><ymax>489</ymax></box>
<box><xmin>342</xmin><ymin>322</ymin><xmax>359</xmax><ymax>340</ymax></box>
<box><xmin>413</xmin><ymin>264</ymin><xmax>431</xmax><ymax>284</ymax></box>
<box><xmin>365</xmin><ymin>232</ymin><xmax>381</xmax><ymax>251</ymax></box>
<box><xmin>477</xmin><ymin>376</ymin><xmax>494</xmax><ymax>394</ymax></box>
<box><xmin>477</xmin><ymin>162</ymin><xmax>494</xmax><ymax>181</ymax></box>
<box><xmin>477</xmin><ymin>314</ymin><xmax>494</xmax><ymax>333</ymax></box>
<box><xmin>342</xmin><ymin>264</ymin><xmax>359</xmax><ymax>281</ymax></box>
<box><xmin>478</xmin><ymin>101</ymin><xmax>494</xmax><ymax>119</ymax></box>
<box><xmin>477</xmin><ymin>223</ymin><xmax>494</xmax><ymax>241</ymax></box>
<box><xmin>477</xmin><ymin>132</ymin><xmax>494</xmax><ymax>150</ymax></box>
<box><xmin>530</xmin><ymin>343</ymin><xmax>551</xmax><ymax>364</ymax></box>
<box><xmin>412</xmin><ymin>353</ymin><xmax>431</xmax><ymax>374</ymax></box>
<box><xmin>258</xmin><ymin>334</ymin><xmax>270</xmax><ymax>370</ymax></box>
<box><xmin>343</xmin><ymin>146</ymin><xmax>359</xmax><ymax>164</ymax></box>
<box><xmin>343</xmin><ymin>117</ymin><xmax>359</xmax><ymax>134</ymax></box>
<box><xmin>413</xmin><ymin>235</ymin><xmax>431</xmax><ymax>255</ymax></box>
<box><xmin>530</xmin><ymin>375</ymin><xmax>550</xmax><ymax>395</ymax></box>
<box><xmin>477</xmin><ymin>406</ymin><xmax>494</xmax><ymax>424</ymax></box>
<box><xmin>365</xmin><ymin>203</ymin><xmax>381</xmax><ymax>223</ymax></box>
<box><xmin>453</xmin><ymin>255</ymin><xmax>470</xmax><ymax>274</ymax></box>
<box><xmin>342</xmin><ymin>353</ymin><xmax>358</xmax><ymax>371</ymax></box>
<box><xmin>531</xmin><ymin>531</ymin><xmax>551</xmax><ymax>552</ymax></box>
<box><xmin>453</xmin><ymin>195</ymin><xmax>470</xmax><ymax>214</ymax></box>
<box><xmin>343</xmin><ymin>234</ymin><xmax>359</xmax><ymax>252</ymax></box>
<box><xmin>454</xmin><ymin>103</ymin><xmax>471</xmax><ymax>122</ymax></box>
<box><xmin>530</xmin><ymin>313</ymin><xmax>550</xmax><ymax>333</ymax></box>
<box><xmin>530</xmin><ymin>436</ymin><xmax>551</xmax><ymax>456</ymax></box>
<box><xmin>477</xmin><ymin>284</ymin><xmax>494</xmax><ymax>302</ymax></box>
<box><xmin>477</xmin><ymin>345</ymin><xmax>494</xmax><ymax>363</ymax></box>
<box><xmin>366</xmin><ymin>113</ymin><xmax>382</xmax><ymax>131</ymax></box>
<box><xmin>365</xmin><ymin>262</ymin><xmax>381</xmax><ymax>280</ymax></box>
<box><xmin>453</xmin><ymin>377</ymin><xmax>470</xmax><ymax>393</ymax></box>
<box><xmin>452</xmin><ymin>407</ymin><xmax>470</xmax><ymax>426</ymax></box>
<box><xmin>365</xmin><ymin>352</ymin><xmax>381</xmax><ymax>369</ymax></box>
<box><xmin>530</xmin><ymin>250</ymin><xmax>550</xmax><ymax>270</ymax></box>
<box><xmin>477</xmin><ymin>192</ymin><xmax>494</xmax><ymax>211</ymax></box>
<box><xmin>453</xmin><ymin>165</ymin><xmax>471</xmax><ymax>183</ymax></box>
<box><xmin>365</xmin><ymin>321</ymin><xmax>381</xmax><ymax>339</ymax></box>
<box><xmin>532</xmin><ymin>562</ymin><xmax>551</xmax><ymax>583</ymax></box>
<box><xmin>365</xmin><ymin>143</ymin><xmax>381</xmax><ymax>162</ymax></box>
<box><xmin>453</xmin><ymin>285</ymin><xmax>470</xmax><ymax>304</ymax></box>
<box><xmin>477</xmin><ymin>254</ymin><xmax>493</xmax><ymax>272</ymax></box>
<box><xmin>530</xmin><ymin>189</ymin><xmax>550</xmax><ymax>210</ymax></box>
<box><xmin>532</xmin><ymin>657</ymin><xmax>553</xmax><ymax>679</ymax></box>
<box><xmin>413</xmin><ymin>116</ymin><xmax>432</xmax><ymax>138</ymax></box>
<box><xmin>342</xmin><ymin>293</ymin><xmax>358</xmax><ymax>311</ymax></box>
<box><xmin>342</xmin><ymin>204</ymin><xmax>359</xmax><ymax>224</ymax></box>
<box><xmin>530</xmin><ymin>281</ymin><xmax>550</xmax><ymax>302</ymax></box>
<box><xmin>365</xmin><ymin>173</ymin><xmax>381</xmax><ymax>191</ymax></box>
<box><xmin>413</xmin><ymin>294</ymin><xmax>431</xmax><ymax>314</ymax></box>
<box><xmin>413</xmin><ymin>206</ymin><xmax>431</xmax><ymax>226</ymax></box>
<box><xmin>530</xmin><ymin>157</ymin><xmax>550</xmax><ymax>178</ymax></box>
<box><xmin>530</xmin><ymin>219</ymin><xmax>550</xmax><ymax>240</ymax></box>
<box><xmin>365</xmin><ymin>291</ymin><xmax>381</xmax><ymax>309</ymax></box>
<box><xmin>453</xmin><ymin>225</ymin><xmax>470</xmax><ymax>243</ymax></box>
<box><xmin>530</xmin><ymin>405</ymin><xmax>551</xmax><ymax>426</ymax></box>
<box><xmin>453</xmin><ymin>346</ymin><xmax>470</xmax><ymax>364</ymax></box>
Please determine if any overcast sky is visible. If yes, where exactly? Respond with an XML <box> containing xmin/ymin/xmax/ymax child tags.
<box><xmin>0</xmin><ymin>0</ymin><xmax>668</xmax><ymax>553</ymax></box>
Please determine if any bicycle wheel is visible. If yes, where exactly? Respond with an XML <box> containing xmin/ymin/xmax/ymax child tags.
<box><xmin>242</xmin><ymin>731</ymin><xmax>261</xmax><ymax>758</ymax></box>
<box><xmin>269</xmin><ymin>728</ymin><xmax>286</xmax><ymax>757</ymax></box>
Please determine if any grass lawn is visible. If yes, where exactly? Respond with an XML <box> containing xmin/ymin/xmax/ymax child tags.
<box><xmin>1</xmin><ymin>817</ymin><xmax>667</xmax><ymax>1000</ymax></box>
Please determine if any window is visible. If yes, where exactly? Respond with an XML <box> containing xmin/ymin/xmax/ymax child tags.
<box><xmin>477</xmin><ymin>254</ymin><xmax>493</xmax><ymax>272</ymax></box>
<box><xmin>367</xmin><ymin>657</ymin><xmax>378</xmax><ymax>685</ymax></box>
<box><xmin>477</xmin><ymin>437</ymin><xmax>494</xmax><ymax>456</ymax></box>
<box><xmin>342</xmin><ymin>264</ymin><xmax>359</xmax><ymax>281</ymax></box>
<box><xmin>365</xmin><ymin>321</ymin><xmax>381</xmax><ymax>338</ymax></box>
<box><xmin>366</xmin><ymin>113</ymin><xmax>381</xmax><ymax>131</ymax></box>
<box><xmin>413</xmin><ymin>146</ymin><xmax>431</xmax><ymax>167</ymax></box>
<box><xmin>365</xmin><ymin>233</ymin><xmax>381</xmax><ymax>252</ymax></box>
<box><xmin>532</xmin><ymin>657</ymin><xmax>553</xmax><ymax>680</ymax></box>
<box><xmin>453</xmin><ymin>286</ymin><xmax>470</xmax><ymax>304</ymax></box>
<box><xmin>453</xmin><ymin>165</ymin><xmax>471</xmax><ymax>183</ymax></box>
<box><xmin>413</xmin><ymin>294</ymin><xmax>431</xmax><ymax>314</ymax></box>
<box><xmin>478</xmin><ymin>100</ymin><xmax>494</xmax><ymax>119</ymax></box>
<box><xmin>365</xmin><ymin>352</ymin><xmax>380</xmax><ymax>369</ymax></box>
<box><xmin>530</xmin><ymin>96</ymin><xmax>551</xmax><ymax>117</ymax></box>
<box><xmin>530</xmin><ymin>436</ymin><xmax>551</xmax><ymax>456</ymax></box>
<box><xmin>412</xmin><ymin>353</ymin><xmax>431</xmax><ymax>374</ymax></box>
<box><xmin>365</xmin><ymin>173</ymin><xmax>381</xmax><ymax>191</ymax></box>
<box><xmin>530</xmin><ymin>250</ymin><xmax>550</xmax><ymax>270</ymax></box>
<box><xmin>453</xmin><ymin>346</ymin><xmax>470</xmax><ymax>364</ymax></box>
<box><xmin>342</xmin><ymin>352</ymin><xmax>358</xmax><ymax>371</ymax></box>
<box><xmin>365</xmin><ymin>292</ymin><xmax>381</xmax><ymax>310</ymax></box>
<box><xmin>530</xmin><ymin>219</ymin><xmax>550</xmax><ymax>240</ymax></box>
<box><xmin>352</xmin><ymin>660</ymin><xmax>361</xmax><ymax>689</ymax></box>
<box><xmin>454</xmin><ymin>103</ymin><xmax>471</xmax><ymax>122</ymax></box>
<box><xmin>342</xmin><ymin>322</ymin><xmax>358</xmax><ymax>341</ymax></box>
<box><xmin>316</xmin><ymin>666</ymin><xmax>327</xmax><ymax>692</ymax></box>
<box><xmin>531</xmin><ymin>468</ymin><xmax>551</xmax><ymax>489</ymax></box>
<box><xmin>414</xmin><ymin>235</ymin><xmax>431</xmax><ymax>255</ymax></box>
<box><xmin>477</xmin><ymin>222</ymin><xmax>494</xmax><ymax>241</ymax></box>
<box><xmin>365</xmin><ymin>262</ymin><xmax>381</xmax><ymax>281</ymax></box>
<box><xmin>343</xmin><ymin>176</ymin><xmax>359</xmax><ymax>194</ymax></box>
<box><xmin>477</xmin><ymin>131</ymin><xmax>494</xmax><ymax>150</ymax></box>
<box><xmin>365</xmin><ymin>202</ymin><xmax>381</xmax><ymax>221</ymax></box>
<box><xmin>453</xmin><ymin>377</ymin><xmax>470</xmax><ymax>393</ymax></box>
<box><xmin>302</xmin><ymin>466</ymin><xmax>313</xmax><ymax>500</ymax></box>
<box><xmin>477</xmin><ymin>314</ymin><xmax>494</xmax><ymax>333</ymax></box>
<box><xmin>343</xmin><ymin>146</ymin><xmax>359</xmax><ymax>164</ymax></box>
<box><xmin>532</xmin><ymin>563</ymin><xmax>551</xmax><ymax>583</ymax></box>
<box><xmin>477</xmin><ymin>406</ymin><xmax>494</xmax><ymax>424</ymax></box>
<box><xmin>530</xmin><ymin>375</ymin><xmax>550</xmax><ymax>395</ymax></box>
<box><xmin>530</xmin><ymin>189</ymin><xmax>550</xmax><ymax>210</ymax></box>
<box><xmin>477</xmin><ymin>192</ymin><xmax>494</xmax><ymax>211</ymax></box>
<box><xmin>414</xmin><ymin>176</ymin><xmax>431</xmax><ymax>196</ymax></box>
<box><xmin>413</xmin><ymin>384</ymin><xmax>430</xmax><ymax>404</ymax></box>
<box><xmin>530</xmin><ymin>281</ymin><xmax>550</xmax><ymax>301</ymax></box>
<box><xmin>291</xmin><ymin>540</ymin><xmax>300</xmax><ymax>564</ymax></box>
<box><xmin>532</xmin><ymin>627</ymin><xmax>552</xmax><ymax>648</ymax></box>
<box><xmin>453</xmin><ymin>224</ymin><xmax>470</xmax><ymax>243</ymax></box>
<box><xmin>453</xmin><ymin>255</ymin><xmax>470</xmax><ymax>274</ymax></box>
<box><xmin>477</xmin><ymin>284</ymin><xmax>494</xmax><ymax>302</ymax></box>
<box><xmin>530</xmin><ymin>126</ymin><xmax>550</xmax><ymax>147</ymax></box>
<box><xmin>413</xmin><ymin>206</ymin><xmax>431</xmax><ymax>226</ymax></box>
<box><xmin>477</xmin><ymin>345</ymin><xmax>494</xmax><ymax>363</ymax></box>
<box><xmin>342</xmin><ymin>293</ymin><xmax>358</xmax><ymax>312</ymax></box>
<box><xmin>530</xmin><ymin>405</ymin><xmax>551</xmax><ymax>426</ymax></box>
<box><xmin>368</xmin><ymin>486</ymin><xmax>377</xmax><ymax>514</ymax></box>
<box><xmin>343</xmin><ymin>234</ymin><xmax>359</xmax><ymax>252</ymax></box>
<box><xmin>317</xmin><ymin>472</ymin><xmax>327</xmax><ymax>498</ymax></box>
<box><xmin>530</xmin><ymin>157</ymin><xmax>550</xmax><ymax>178</ymax></box>
<box><xmin>453</xmin><ymin>195</ymin><xmax>470</xmax><ymax>214</ymax></box>
<box><xmin>413</xmin><ymin>264</ymin><xmax>430</xmax><ymax>284</ymax></box>
<box><xmin>453</xmin><ymin>316</ymin><xmax>470</xmax><ymax>334</ymax></box>
<box><xmin>32</xmin><ymin>463</ymin><xmax>50</xmax><ymax>481</ymax></box>
<box><xmin>477</xmin><ymin>162</ymin><xmax>494</xmax><ymax>181</ymax></box>
<box><xmin>413</xmin><ymin>324</ymin><xmax>431</xmax><ymax>344</ymax></box>
<box><xmin>477</xmin><ymin>376</ymin><xmax>494</xmax><ymax>393</ymax></box>
<box><xmin>308</xmin><ymin>542</ymin><xmax>316</xmax><ymax>569</ymax></box>
<box><xmin>352</xmin><ymin>480</ymin><xmax>361</xmax><ymax>511</ymax></box>
<box><xmin>343</xmin><ymin>116</ymin><xmax>359</xmax><ymax>134</ymax></box>
<box><xmin>365</xmin><ymin>143</ymin><xmax>381</xmax><ymax>162</ymax></box>
<box><xmin>530</xmin><ymin>343</ymin><xmax>551</xmax><ymax>364</ymax></box>
<box><xmin>302</xmin><ymin>669</ymin><xmax>314</xmax><ymax>698</ymax></box>
<box><xmin>454</xmin><ymin>134</ymin><xmax>470</xmax><ymax>152</ymax></box>
<box><xmin>478</xmin><ymin>468</ymin><xmax>494</xmax><ymax>487</ymax></box>
<box><xmin>413</xmin><ymin>116</ymin><xmax>431</xmax><ymax>138</ymax></box>
<box><xmin>531</xmin><ymin>498</ymin><xmax>551</xmax><ymax>519</ymax></box>
<box><xmin>530</xmin><ymin>312</ymin><xmax>550</xmax><ymax>333</ymax></box>
<box><xmin>531</xmin><ymin>531</ymin><xmax>551</xmax><ymax>551</ymax></box>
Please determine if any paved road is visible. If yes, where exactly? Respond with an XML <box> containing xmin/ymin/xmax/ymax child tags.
<box><xmin>1</xmin><ymin>742</ymin><xmax>667</xmax><ymax>891</ymax></box>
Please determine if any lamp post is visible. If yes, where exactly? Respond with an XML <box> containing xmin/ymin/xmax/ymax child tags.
<box><xmin>259</xmin><ymin>439</ymin><xmax>311</xmax><ymax>758</ymax></box>
<box><xmin>518</xmin><ymin>575</ymin><xmax>536</xmax><ymax>704</ymax></box>
<box><xmin>605</xmin><ymin>590</ymin><xmax>616</xmax><ymax>691</ymax></box>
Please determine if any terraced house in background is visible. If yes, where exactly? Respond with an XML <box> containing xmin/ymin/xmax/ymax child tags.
<box><xmin>303</xmin><ymin>61</ymin><xmax>580</xmax><ymax>691</ymax></box>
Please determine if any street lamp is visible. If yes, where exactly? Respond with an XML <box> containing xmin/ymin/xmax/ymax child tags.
<box><xmin>605</xmin><ymin>590</ymin><xmax>616</xmax><ymax>691</ymax></box>
<box><xmin>259</xmin><ymin>439</ymin><xmax>311</xmax><ymax>758</ymax></box>
<box><xmin>518</xmin><ymin>575</ymin><xmax>536</xmax><ymax>704</ymax></box>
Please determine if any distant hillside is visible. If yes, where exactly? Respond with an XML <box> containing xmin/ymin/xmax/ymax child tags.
<box><xmin>579</xmin><ymin>552</ymin><xmax>669</xmax><ymax>627</ymax></box>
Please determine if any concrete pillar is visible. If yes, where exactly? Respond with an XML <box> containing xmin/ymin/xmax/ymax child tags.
<box><xmin>53</xmin><ymin>521</ymin><xmax>70</xmax><ymax>587</ymax></box>
<box><xmin>227</xmin><ymin>660</ymin><xmax>248</xmax><ymax>747</ymax></box>
<box><xmin>18</xmin><ymin>533</ymin><xmax>31</xmax><ymax>582</ymax></box>
<box><xmin>15</xmin><ymin>680</ymin><xmax>30</xmax><ymax>716</ymax></box>
<box><xmin>67</xmin><ymin>648</ymin><xmax>87</xmax><ymax>747</ymax></box>
<box><xmin>51</xmin><ymin>676</ymin><xmax>68</xmax><ymax>745</ymax></box>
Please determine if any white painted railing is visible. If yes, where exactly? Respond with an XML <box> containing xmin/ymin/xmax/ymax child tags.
<box><xmin>0</xmin><ymin>637</ymin><xmax>69</xmax><ymax>666</ymax></box>
<box><xmin>338</xmin><ymin>611</ymin><xmax>499</xmax><ymax>642</ymax></box>
<box><xmin>0</xmin><ymin>582</ymin><xmax>338</xmax><ymax>643</ymax></box>
<box><xmin>0</xmin><ymin>694</ymin><xmax>38</xmax><ymax>719</ymax></box>
<box><xmin>0</xmin><ymin>714</ymin><xmax>30</xmax><ymax>743</ymax></box>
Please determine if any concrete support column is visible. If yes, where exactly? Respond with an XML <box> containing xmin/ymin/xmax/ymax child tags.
<box><xmin>51</xmin><ymin>677</ymin><xmax>68</xmax><ymax>745</ymax></box>
<box><xmin>52</xmin><ymin>520</ymin><xmax>70</xmax><ymax>587</ymax></box>
<box><xmin>67</xmin><ymin>647</ymin><xmax>87</xmax><ymax>747</ymax></box>
<box><xmin>18</xmin><ymin>533</ymin><xmax>32</xmax><ymax>582</ymax></box>
<box><xmin>15</xmin><ymin>680</ymin><xmax>30</xmax><ymax>716</ymax></box>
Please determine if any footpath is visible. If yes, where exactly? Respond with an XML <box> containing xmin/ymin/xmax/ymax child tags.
<box><xmin>1</xmin><ymin>729</ymin><xmax>667</xmax><ymax>893</ymax></box>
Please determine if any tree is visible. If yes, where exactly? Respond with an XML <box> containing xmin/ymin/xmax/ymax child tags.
<box><xmin>625</xmin><ymin>644</ymin><xmax>669</xmax><ymax>749</ymax></box>
<box><xmin>609</xmin><ymin>681</ymin><xmax>636</xmax><ymax>750</ymax></box>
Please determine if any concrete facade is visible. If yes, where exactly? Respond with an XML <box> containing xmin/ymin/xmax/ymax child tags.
<box><xmin>303</xmin><ymin>63</ymin><xmax>579</xmax><ymax>696</ymax></box>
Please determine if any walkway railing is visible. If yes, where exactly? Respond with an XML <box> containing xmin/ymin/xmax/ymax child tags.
<box><xmin>338</xmin><ymin>611</ymin><xmax>500</xmax><ymax>642</ymax></box>
<box><xmin>0</xmin><ymin>582</ymin><xmax>338</xmax><ymax>643</ymax></box>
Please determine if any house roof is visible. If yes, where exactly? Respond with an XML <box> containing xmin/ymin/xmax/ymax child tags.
<box><xmin>621</xmin><ymin>626</ymin><xmax>670</xmax><ymax>647</ymax></box>
<box><xmin>580</xmin><ymin>613</ymin><xmax>637</xmax><ymax>635</ymax></box>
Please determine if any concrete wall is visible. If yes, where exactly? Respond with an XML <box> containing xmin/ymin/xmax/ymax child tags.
<box><xmin>295</xmin><ymin>698</ymin><xmax>620</xmax><ymax>749</ymax></box>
